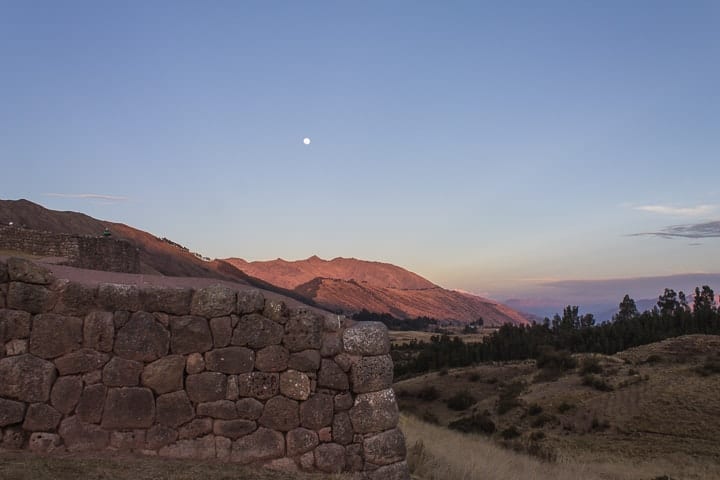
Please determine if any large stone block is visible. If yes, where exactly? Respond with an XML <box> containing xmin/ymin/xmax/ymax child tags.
<box><xmin>186</xmin><ymin>352</ymin><xmax>205</xmax><ymax>374</ymax></box>
<box><xmin>146</xmin><ymin>424</ymin><xmax>178</xmax><ymax>449</ymax></box>
<box><xmin>83</xmin><ymin>311</ymin><xmax>114</xmax><ymax>352</ymax></box>
<box><xmin>230</xmin><ymin>427</ymin><xmax>284</xmax><ymax>464</ymax></box>
<box><xmin>2</xmin><ymin>425</ymin><xmax>26</xmax><ymax>449</ymax></box>
<box><xmin>237</xmin><ymin>289</ymin><xmax>265</xmax><ymax>314</ymax></box>
<box><xmin>350</xmin><ymin>354</ymin><xmax>393</xmax><ymax>393</ymax></box>
<box><xmin>300</xmin><ymin>393</ymin><xmax>334</xmax><ymax>430</ymax></box>
<box><xmin>232</xmin><ymin>314</ymin><xmax>283</xmax><ymax>349</ymax></box>
<box><xmin>186</xmin><ymin>372</ymin><xmax>227</xmax><ymax>403</ymax></box>
<box><xmin>59</xmin><ymin>416</ymin><xmax>109</xmax><ymax>451</ymax></box>
<box><xmin>53</xmin><ymin>282</ymin><xmax>98</xmax><ymax>316</ymax></box>
<box><xmin>349</xmin><ymin>389</ymin><xmax>399</xmax><ymax>433</ymax></box>
<box><xmin>102</xmin><ymin>387</ymin><xmax>155</xmax><ymax>429</ymax></box>
<box><xmin>364</xmin><ymin>461</ymin><xmax>410</xmax><ymax>480</ymax></box>
<box><xmin>320</xmin><ymin>332</ymin><xmax>342</xmax><ymax>357</ymax></box>
<box><xmin>255</xmin><ymin>345</ymin><xmax>289</xmax><ymax>372</ymax></box>
<box><xmin>314</xmin><ymin>443</ymin><xmax>345</xmax><ymax>473</ymax></box>
<box><xmin>109</xmin><ymin>430</ymin><xmax>145</xmax><ymax>451</ymax></box>
<box><xmin>209</xmin><ymin>316</ymin><xmax>232</xmax><ymax>348</ymax></box>
<box><xmin>103</xmin><ymin>357</ymin><xmax>143</xmax><ymax>387</ymax></box>
<box><xmin>280</xmin><ymin>370</ymin><xmax>311</xmax><ymax>401</ymax></box>
<box><xmin>29</xmin><ymin>314</ymin><xmax>83</xmax><ymax>359</ymax></box>
<box><xmin>0</xmin><ymin>398</ymin><xmax>25</xmax><ymax>427</ymax></box>
<box><xmin>156</xmin><ymin>390</ymin><xmax>194</xmax><ymax>427</ymax></box>
<box><xmin>141</xmin><ymin>286</ymin><xmax>193</xmax><ymax>315</ymax></box>
<box><xmin>288</xmin><ymin>349</ymin><xmax>321</xmax><ymax>372</ymax></box>
<box><xmin>76</xmin><ymin>384</ymin><xmax>106</xmax><ymax>423</ymax></box>
<box><xmin>178</xmin><ymin>417</ymin><xmax>212</xmax><ymax>439</ymax></box>
<box><xmin>4</xmin><ymin>338</ymin><xmax>27</xmax><ymax>356</ymax></box>
<box><xmin>286</xmin><ymin>427</ymin><xmax>318</xmax><ymax>456</ymax></box>
<box><xmin>263</xmin><ymin>299</ymin><xmax>289</xmax><ymax>323</ymax></box>
<box><xmin>204</xmin><ymin>347</ymin><xmax>254</xmax><ymax>374</ymax></box>
<box><xmin>236</xmin><ymin>372</ymin><xmax>278</xmax><ymax>400</ymax></box>
<box><xmin>191</xmin><ymin>284</ymin><xmax>236</xmax><ymax>318</ymax></box>
<box><xmin>114</xmin><ymin>312</ymin><xmax>169</xmax><ymax>362</ymax></box>
<box><xmin>197</xmin><ymin>400</ymin><xmax>237</xmax><ymax>419</ymax></box>
<box><xmin>22</xmin><ymin>403</ymin><xmax>62</xmax><ymax>431</ymax></box>
<box><xmin>259</xmin><ymin>396</ymin><xmax>299</xmax><ymax>432</ymax></box>
<box><xmin>332</xmin><ymin>411</ymin><xmax>353</xmax><ymax>445</ymax></box>
<box><xmin>0</xmin><ymin>309</ymin><xmax>31</xmax><ymax>341</ymax></box>
<box><xmin>141</xmin><ymin>355</ymin><xmax>185</xmax><ymax>394</ymax></box>
<box><xmin>342</xmin><ymin>322</ymin><xmax>390</xmax><ymax>356</ymax></box>
<box><xmin>7</xmin><ymin>282</ymin><xmax>55</xmax><ymax>314</ymax></box>
<box><xmin>170</xmin><ymin>316</ymin><xmax>213</xmax><ymax>354</ymax></box>
<box><xmin>235</xmin><ymin>398</ymin><xmax>264</xmax><ymax>420</ymax></box>
<box><xmin>213</xmin><ymin>419</ymin><xmax>256</xmax><ymax>439</ymax></box>
<box><xmin>318</xmin><ymin>359</ymin><xmax>349</xmax><ymax>390</ymax></box>
<box><xmin>0</xmin><ymin>354</ymin><xmax>57</xmax><ymax>402</ymax></box>
<box><xmin>7</xmin><ymin>257</ymin><xmax>54</xmax><ymax>285</ymax></box>
<box><xmin>29</xmin><ymin>432</ymin><xmax>63</xmax><ymax>453</ymax></box>
<box><xmin>334</xmin><ymin>392</ymin><xmax>354</xmax><ymax>412</ymax></box>
<box><xmin>54</xmin><ymin>349</ymin><xmax>110</xmax><ymax>375</ymax></box>
<box><xmin>51</xmin><ymin>375</ymin><xmax>82</xmax><ymax>414</ymax></box>
<box><xmin>159</xmin><ymin>435</ymin><xmax>216</xmax><ymax>460</ymax></box>
<box><xmin>97</xmin><ymin>283</ymin><xmax>141</xmax><ymax>311</ymax></box>
<box><xmin>363</xmin><ymin>428</ymin><xmax>407</xmax><ymax>466</ymax></box>
<box><xmin>283</xmin><ymin>312</ymin><xmax>323</xmax><ymax>352</ymax></box>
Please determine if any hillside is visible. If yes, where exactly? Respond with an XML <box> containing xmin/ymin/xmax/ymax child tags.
<box><xmin>225</xmin><ymin>256</ymin><xmax>529</xmax><ymax>326</ymax></box>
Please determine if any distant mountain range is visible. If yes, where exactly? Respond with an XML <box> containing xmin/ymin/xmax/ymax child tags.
<box><xmin>0</xmin><ymin>198</ymin><xmax>529</xmax><ymax>326</ymax></box>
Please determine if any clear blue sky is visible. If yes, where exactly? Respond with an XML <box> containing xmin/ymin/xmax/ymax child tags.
<box><xmin>1</xmin><ymin>1</ymin><xmax>718</xmax><ymax>303</ymax></box>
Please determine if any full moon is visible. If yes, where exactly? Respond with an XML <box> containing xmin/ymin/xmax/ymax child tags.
<box><xmin>303</xmin><ymin>137</ymin><xmax>311</xmax><ymax>145</ymax></box>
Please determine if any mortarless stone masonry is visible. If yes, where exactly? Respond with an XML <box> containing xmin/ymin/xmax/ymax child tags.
<box><xmin>0</xmin><ymin>257</ymin><xmax>409</xmax><ymax>478</ymax></box>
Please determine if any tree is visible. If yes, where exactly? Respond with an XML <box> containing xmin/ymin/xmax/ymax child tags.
<box><xmin>615</xmin><ymin>294</ymin><xmax>639</xmax><ymax>322</ymax></box>
<box><xmin>657</xmin><ymin>288</ymin><xmax>679</xmax><ymax>316</ymax></box>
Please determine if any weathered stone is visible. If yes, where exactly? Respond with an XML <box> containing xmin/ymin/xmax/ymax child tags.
<box><xmin>343</xmin><ymin>322</ymin><xmax>390</xmax><ymax>355</ymax></box>
<box><xmin>204</xmin><ymin>347</ymin><xmax>254</xmax><ymax>374</ymax></box>
<box><xmin>5</xmin><ymin>339</ymin><xmax>27</xmax><ymax>356</ymax></box>
<box><xmin>350</xmin><ymin>354</ymin><xmax>393</xmax><ymax>393</ymax></box>
<box><xmin>236</xmin><ymin>372</ymin><xmax>278</xmax><ymax>400</ymax></box>
<box><xmin>318</xmin><ymin>426</ymin><xmax>332</xmax><ymax>442</ymax></box>
<box><xmin>51</xmin><ymin>375</ymin><xmax>82</xmax><ymax>414</ymax></box>
<box><xmin>0</xmin><ymin>284</ymin><xmax>6</xmax><ymax>309</ymax></box>
<box><xmin>59</xmin><ymin>416</ymin><xmax>109</xmax><ymax>451</ymax></box>
<box><xmin>288</xmin><ymin>349</ymin><xmax>321</xmax><ymax>372</ymax></box>
<box><xmin>0</xmin><ymin>309</ymin><xmax>31</xmax><ymax>341</ymax></box>
<box><xmin>332</xmin><ymin>412</ymin><xmax>353</xmax><ymax>445</ymax></box>
<box><xmin>178</xmin><ymin>417</ymin><xmax>212</xmax><ymax>439</ymax></box>
<box><xmin>114</xmin><ymin>312</ymin><xmax>169</xmax><ymax>362</ymax></box>
<box><xmin>323</xmin><ymin>314</ymin><xmax>344</xmax><ymax>332</ymax></box>
<box><xmin>264</xmin><ymin>457</ymin><xmax>298</xmax><ymax>472</ymax></box>
<box><xmin>364</xmin><ymin>428</ymin><xmax>407</xmax><ymax>465</ymax></box>
<box><xmin>54</xmin><ymin>282</ymin><xmax>98</xmax><ymax>316</ymax></box>
<box><xmin>237</xmin><ymin>289</ymin><xmax>265</xmax><ymax>314</ymax></box>
<box><xmin>109</xmin><ymin>430</ymin><xmax>145</xmax><ymax>451</ymax></box>
<box><xmin>2</xmin><ymin>425</ymin><xmax>26</xmax><ymax>449</ymax></box>
<box><xmin>76</xmin><ymin>384</ymin><xmax>106</xmax><ymax>423</ymax></box>
<box><xmin>102</xmin><ymin>387</ymin><xmax>155</xmax><ymax>429</ymax></box>
<box><xmin>232</xmin><ymin>314</ymin><xmax>283</xmax><ymax>348</ymax></box>
<box><xmin>280</xmin><ymin>370</ymin><xmax>311</xmax><ymax>401</ymax></box>
<box><xmin>263</xmin><ymin>299</ymin><xmax>288</xmax><ymax>323</ymax></box>
<box><xmin>334</xmin><ymin>353</ymin><xmax>358</xmax><ymax>372</ymax></box>
<box><xmin>216</xmin><ymin>435</ymin><xmax>231</xmax><ymax>460</ymax></box>
<box><xmin>170</xmin><ymin>316</ymin><xmax>213</xmax><ymax>354</ymax></box>
<box><xmin>54</xmin><ymin>349</ymin><xmax>110</xmax><ymax>375</ymax></box>
<box><xmin>364</xmin><ymin>461</ymin><xmax>410</xmax><ymax>480</ymax></box>
<box><xmin>0</xmin><ymin>259</ymin><xmax>7</xmax><ymax>283</ymax></box>
<box><xmin>286</xmin><ymin>427</ymin><xmax>318</xmax><ymax>456</ymax></box>
<box><xmin>83</xmin><ymin>311</ymin><xmax>114</xmax><ymax>352</ymax></box>
<box><xmin>314</xmin><ymin>443</ymin><xmax>345</xmax><ymax>473</ymax></box>
<box><xmin>159</xmin><ymin>434</ymin><xmax>216</xmax><ymax>459</ymax></box>
<box><xmin>22</xmin><ymin>403</ymin><xmax>62</xmax><ymax>431</ymax></box>
<box><xmin>191</xmin><ymin>284</ymin><xmax>236</xmax><ymax>317</ymax></box>
<box><xmin>334</xmin><ymin>392</ymin><xmax>353</xmax><ymax>411</ymax></box>
<box><xmin>346</xmin><ymin>444</ymin><xmax>364</xmax><ymax>472</ymax></box>
<box><xmin>299</xmin><ymin>451</ymin><xmax>315</xmax><ymax>471</ymax></box>
<box><xmin>29</xmin><ymin>432</ymin><xmax>63</xmax><ymax>453</ymax></box>
<box><xmin>320</xmin><ymin>332</ymin><xmax>342</xmax><ymax>357</ymax></box>
<box><xmin>141</xmin><ymin>286</ymin><xmax>193</xmax><ymax>315</ymax></box>
<box><xmin>300</xmin><ymin>393</ymin><xmax>334</xmax><ymax>430</ymax></box>
<box><xmin>230</xmin><ymin>427</ymin><xmax>284</xmax><ymax>464</ymax></box>
<box><xmin>197</xmin><ymin>400</ymin><xmax>236</xmax><ymax>419</ymax></box>
<box><xmin>186</xmin><ymin>372</ymin><xmax>227</xmax><ymax>403</ymax></box>
<box><xmin>29</xmin><ymin>314</ymin><xmax>83</xmax><ymax>359</ymax></box>
<box><xmin>259</xmin><ymin>396</ymin><xmax>299</xmax><ymax>432</ymax></box>
<box><xmin>97</xmin><ymin>283</ymin><xmax>141</xmax><ymax>311</ymax></box>
<box><xmin>318</xmin><ymin>359</ymin><xmax>349</xmax><ymax>390</ymax></box>
<box><xmin>255</xmin><ymin>345</ymin><xmax>289</xmax><ymax>372</ymax></box>
<box><xmin>102</xmin><ymin>357</ymin><xmax>143</xmax><ymax>387</ymax></box>
<box><xmin>235</xmin><ymin>398</ymin><xmax>264</xmax><ymax>420</ymax></box>
<box><xmin>7</xmin><ymin>282</ymin><xmax>54</xmax><ymax>314</ymax></box>
<box><xmin>113</xmin><ymin>310</ymin><xmax>130</xmax><ymax>329</ymax></box>
<box><xmin>82</xmin><ymin>369</ymin><xmax>102</xmax><ymax>385</ymax></box>
<box><xmin>146</xmin><ymin>424</ymin><xmax>178</xmax><ymax>449</ymax></box>
<box><xmin>284</xmin><ymin>312</ymin><xmax>323</xmax><ymax>352</ymax></box>
<box><xmin>156</xmin><ymin>390</ymin><xmax>194</xmax><ymax>427</ymax></box>
<box><xmin>226</xmin><ymin>375</ymin><xmax>239</xmax><ymax>400</ymax></box>
<box><xmin>7</xmin><ymin>257</ymin><xmax>54</xmax><ymax>284</ymax></box>
<box><xmin>349</xmin><ymin>389</ymin><xmax>399</xmax><ymax>433</ymax></box>
<box><xmin>141</xmin><ymin>355</ymin><xmax>185</xmax><ymax>394</ymax></box>
<box><xmin>213</xmin><ymin>419</ymin><xmax>256</xmax><ymax>439</ymax></box>
<box><xmin>186</xmin><ymin>352</ymin><xmax>205</xmax><ymax>374</ymax></box>
<box><xmin>0</xmin><ymin>354</ymin><xmax>57</xmax><ymax>402</ymax></box>
<box><xmin>0</xmin><ymin>398</ymin><xmax>25</xmax><ymax>427</ymax></box>
<box><xmin>209</xmin><ymin>316</ymin><xmax>232</xmax><ymax>348</ymax></box>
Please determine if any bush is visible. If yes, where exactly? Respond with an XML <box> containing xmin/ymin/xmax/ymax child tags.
<box><xmin>497</xmin><ymin>381</ymin><xmax>525</xmax><ymax>414</ymax></box>
<box><xmin>448</xmin><ymin>412</ymin><xmax>496</xmax><ymax>435</ymax></box>
<box><xmin>582</xmin><ymin>374</ymin><xmax>613</xmax><ymax>392</ymax></box>
<box><xmin>529</xmin><ymin>430</ymin><xmax>545</xmax><ymax>441</ymax></box>
<box><xmin>468</xmin><ymin>372</ymin><xmax>481</xmax><ymax>382</ymax></box>
<box><xmin>527</xmin><ymin>403</ymin><xmax>543</xmax><ymax>416</ymax></box>
<box><xmin>591</xmin><ymin>417</ymin><xmax>610</xmax><ymax>431</ymax></box>
<box><xmin>645</xmin><ymin>354</ymin><xmax>663</xmax><ymax>364</ymax></box>
<box><xmin>580</xmin><ymin>356</ymin><xmax>603</xmax><ymax>374</ymax></box>
<box><xmin>501</xmin><ymin>426</ymin><xmax>521</xmax><ymax>439</ymax></box>
<box><xmin>531</xmin><ymin>413</ymin><xmax>556</xmax><ymax>428</ymax></box>
<box><xmin>536</xmin><ymin>347</ymin><xmax>577</xmax><ymax>371</ymax></box>
<box><xmin>421</xmin><ymin>410</ymin><xmax>440</xmax><ymax>424</ymax></box>
<box><xmin>438</xmin><ymin>368</ymin><xmax>449</xmax><ymax>376</ymax></box>
<box><xmin>416</xmin><ymin>385</ymin><xmax>440</xmax><ymax>401</ymax></box>
<box><xmin>557</xmin><ymin>401</ymin><xmax>574</xmax><ymax>413</ymax></box>
<box><xmin>486</xmin><ymin>376</ymin><xmax>498</xmax><ymax>384</ymax></box>
<box><xmin>694</xmin><ymin>358</ymin><xmax>720</xmax><ymax>376</ymax></box>
<box><xmin>627</xmin><ymin>368</ymin><xmax>639</xmax><ymax>376</ymax></box>
<box><xmin>445</xmin><ymin>390</ymin><xmax>475</xmax><ymax>411</ymax></box>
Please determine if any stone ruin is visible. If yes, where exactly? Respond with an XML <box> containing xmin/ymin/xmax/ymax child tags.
<box><xmin>0</xmin><ymin>257</ymin><xmax>409</xmax><ymax>479</ymax></box>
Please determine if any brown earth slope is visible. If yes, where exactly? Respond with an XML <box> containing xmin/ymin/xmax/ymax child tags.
<box><xmin>225</xmin><ymin>256</ymin><xmax>529</xmax><ymax>326</ymax></box>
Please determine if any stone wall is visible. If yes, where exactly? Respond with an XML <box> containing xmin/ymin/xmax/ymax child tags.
<box><xmin>0</xmin><ymin>227</ymin><xmax>140</xmax><ymax>273</ymax></box>
<box><xmin>0</xmin><ymin>258</ymin><xmax>409</xmax><ymax>479</ymax></box>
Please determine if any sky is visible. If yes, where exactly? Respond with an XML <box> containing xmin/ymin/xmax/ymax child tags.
<box><xmin>1</xmin><ymin>1</ymin><xmax>718</xmax><ymax>308</ymax></box>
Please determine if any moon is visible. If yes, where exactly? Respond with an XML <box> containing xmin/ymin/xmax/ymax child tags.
<box><xmin>303</xmin><ymin>137</ymin><xmax>311</xmax><ymax>145</ymax></box>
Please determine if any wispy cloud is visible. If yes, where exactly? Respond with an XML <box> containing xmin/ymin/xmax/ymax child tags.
<box><xmin>44</xmin><ymin>193</ymin><xmax>128</xmax><ymax>201</ymax></box>
<box><xmin>633</xmin><ymin>204</ymin><xmax>717</xmax><ymax>217</ymax></box>
<box><xmin>630</xmin><ymin>221</ymin><xmax>720</xmax><ymax>239</ymax></box>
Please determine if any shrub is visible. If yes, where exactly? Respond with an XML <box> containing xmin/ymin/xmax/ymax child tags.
<box><xmin>645</xmin><ymin>354</ymin><xmax>663</xmax><ymax>364</ymax></box>
<box><xmin>501</xmin><ymin>426</ymin><xmax>521</xmax><ymax>439</ymax></box>
<box><xmin>485</xmin><ymin>377</ymin><xmax>498</xmax><ymax>384</ymax></box>
<box><xmin>536</xmin><ymin>347</ymin><xmax>577</xmax><ymax>371</ymax></box>
<box><xmin>531</xmin><ymin>413</ymin><xmax>556</xmax><ymax>428</ymax></box>
<box><xmin>448</xmin><ymin>412</ymin><xmax>496</xmax><ymax>435</ymax></box>
<box><xmin>582</xmin><ymin>374</ymin><xmax>613</xmax><ymax>392</ymax></box>
<box><xmin>438</xmin><ymin>368</ymin><xmax>449</xmax><ymax>376</ymax></box>
<box><xmin>529</xmin><ymin>430</ymin><xmax>545</xmax><ymax>441</ymax></box>
<box><xmin>468</xmin><ymin>372</ymin><xmax>481</xmax><ymax>382</ymax></box>
<box><xmin>590</xmin><ymin>417</ymin><xmax>610</xmax><ymax>431</ymax></box>
<box><xmin>497</xmin><ymin>381</ymin><xmax>525</xmax><ymax>414</ymax></box>
<box><xmin>627</xmin><ymin>368</ymin><xmax>639</xmax><ymax>376</ymax></box>
<box><xmin>557</xmin><ymin>401</ymin><xmax>574</xmax><ymax>413</ymax></box>
<box><xmin>580</xmin><ymin>356</ymin><xmax>603</xmax><ymax>374</ymax></box>
<box><xmin>527</xmin><ymin>403</ymin><xmax>543</xmax><ymax>416</ymax></box>
<box><xmin>446</xmin><ymin>390</ymin><xmax>476</xmax><ymax>411</ymax></box>
<box><xmin>694</xmin><ymin>358</ymin><xmax>720</xmax><ymax>376</ymax></box>
<box><xmin>416</xmin><ymin>385</ymin><xmax>440</xmax><ymax>401</ymax></box>
<box><xmin>421</xmin><ymin>410</ymin><xmax>440</xmax><ymax>424</ymax></box>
